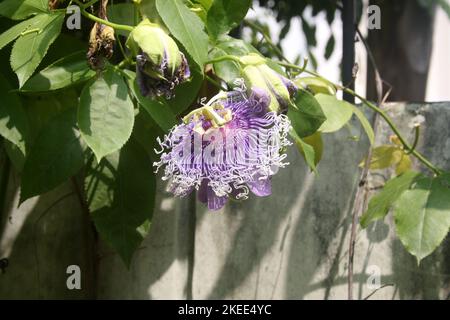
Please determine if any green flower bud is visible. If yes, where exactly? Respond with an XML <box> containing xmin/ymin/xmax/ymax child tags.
<box><xmin>127</xmin><ymin>19</ymin><xmax>190</xmax><ymax>99</ymax></box>
<box><xmin>241</xmin><ymin>54</ymin><xmax>297</xmax><ymax>113</ymax></box>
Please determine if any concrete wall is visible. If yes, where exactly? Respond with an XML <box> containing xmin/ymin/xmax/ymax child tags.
<box><xmin>1</xmin><ymin>102</ymin><xmax>449</xmax><ymax>299</ymax></box>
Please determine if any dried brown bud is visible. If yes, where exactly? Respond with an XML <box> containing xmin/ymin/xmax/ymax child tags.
<box><xmin>87</xmin><ymin>23</ymin><xmax>115</xmax><ymax>70</ymax></box>
<box><xmin>48</xmin><ymin>0</ymin><xmax>61</xmax><ymax>10</ymax></box>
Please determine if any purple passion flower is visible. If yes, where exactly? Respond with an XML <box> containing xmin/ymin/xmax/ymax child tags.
<box><xmin>153</xmin><ymin>88</ymin><xmax>292</xmax><ymax>211</ymax></box>
<box><xmin>127</xmin><ymin>19</ymin><xmax>190</xmax><ymax>99</ymax></box>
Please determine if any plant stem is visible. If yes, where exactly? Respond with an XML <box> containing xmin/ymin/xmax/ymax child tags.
<box><xmin>243</xmin><ymin>20</ymin><xmax>288</xmax><ymax>63</ymax></box>
<box><xmin>206</xmin><ymin>55</ymin><xmax>242</xmax><ymax>65</ymax></box>
<box><xmin>205</xmin><ymin>75</ymin><xmax>225</xmax><ymax>90</ymax></box>
<box><xmin>72</xmin><ymin>0</ymin><xmax>134</xmax><ymax>32</ymax></box>
<box><xmin>279</xmin><ymin>64</ymin><xmax>442</xmax><ymax>175</ymax></box>
<box><xmin>342</xmin><ymin>87</ymin><xmax>442</xmax><ymax>175</ymax></box>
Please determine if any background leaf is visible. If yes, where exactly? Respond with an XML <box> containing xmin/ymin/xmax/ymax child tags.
<box><xmin>156</xmin><ymin>0</ymin><xmax>209</xmax><ymax>70</ymax></box>
<box><xmin>360</xmin><ymin>171</ymin><xmax>422</xmax><ymax>228</ymax></box>
<box><xmin>20</xmin><ymin>51</ymin><xmax>95</xmax><ymax>92</ymax></box>
<box><xmin>324</xmin><ymin>34</ymin><xmax>335</xmax><ymax>60</ymax></box>
<box><xmin>78</xmin><ymin>68</ymin><xmax>134</xmax><ymax>162</ymax></box>
<box><xmin>107</xmin><ymin>3</ymin><xmax>135</xmax><ymax>37</ymax></box>
<box><xmin>0</xmin><ymin>73</ymin><xmax>29</xmax><ymax>156</ymax></box>
<box><xmin>290</xmin><ymin>130</ymin><xmax>317</xmax><ymax>172</ymax></box>
<box><xmin>302</xmin><ymin>131</ymin><xmax>323</xmax><ymax>167</ymax></box>
<box><xmin>10</xmin><ymin>12</ymin><xmax>65</xmax><ymax>87</ymax></box>
<box><xmin>394</xmin><ymin>174</ymin><xmax>450</xmax><ymax>263</ymax></box>
<box><xmin>85</xmin><ymin>138</ymin><xmax>156</xmax><ymax>267</ymax></box>
<box><xmin>315</xmin><ymin>93</ymin><xmax>354</xmax><ymax>133</ymax></box>
<box><xmin>0</xmin><ymin>0</ymin><xmax>48</xmax><ymax>20</ymax></box>
<box><xmin>362</xmin><ymin>145</ymin><xmax>403</xmax><ymax>170</ymax></box>
<box><xmin>0</xmin><ymin>15</ymin><xmax>38</xmax><ymax>51</ymax></box>
<box><xmin>206</xmin><ymin>0</ymin><xmax>252</xmax><ymax>40</ymax></box>
<box><xmin>20</xmin><ymin>108</ymin><xmax>86</xmax><ymax>203</ymax></box>
<box><xmin>351</xmin><ymin>105</ymin><xmax>375</xmax><ymax>145</ymax></box>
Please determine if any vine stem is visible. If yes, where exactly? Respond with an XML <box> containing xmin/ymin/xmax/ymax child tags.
<box><xmin>278</xmin><ymin>63</ymin><xmax>442</xmax><ymax>176</ymax></box>
<box><xmin>206</xmin><ymin>55</ymin><xmax>242</xmax><ymax>65</ymax></box>
<box><xmin>243</xmin><ymin>20</ymin><xmax>288</xmax><ymax>63</ymax></box>
<box><xmin>72</xmin><ymin>0</ymin><xmax>134</xmax><ymax>32</ymax></box>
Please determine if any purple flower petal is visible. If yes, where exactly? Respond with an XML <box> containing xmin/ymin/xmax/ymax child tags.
<box><xmin>207</xmin><ymin>186</ymin><xmax>228</xmax><ymax>211</ymax></box>
<box><xmin>198</xmin><ymin>179</ymin><xmax>208</xmax><ymax>204</ymax></box>
<box><xmin>247</xmin><ymin>176</ymin><xmax>272</xmax><ymax>197</ymax></box>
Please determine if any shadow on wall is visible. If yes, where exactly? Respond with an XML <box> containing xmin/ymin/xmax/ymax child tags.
<box><xmin>1</xmin><ymin>104</ymin><xmax>449</xmax><ymax>300</ymax></box>
<box><xmin>0</xmin><ymin>173</ymin><xmax>95</xmax><ymax>299</ymax></box>
<box><xmin>191</xmin><ymin>105</ymin><xmax>450</xmax><ymax>300</ymax></box>
<box><xmin>196</xmin><ymin>124</ymin><xmax>367</xmax><ymax>299</ymax></box>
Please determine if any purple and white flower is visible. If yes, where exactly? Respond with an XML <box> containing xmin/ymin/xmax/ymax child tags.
<box><xmin>154</xmin><ymin>88</ymin><xmax>292</xmax><ymax>211</ymax></box>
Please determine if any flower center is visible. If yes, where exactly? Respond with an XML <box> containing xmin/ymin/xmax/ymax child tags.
<box><xmin>183</xmin><ymin>104</ymin><xmax>233</xmax><ymax>134</ymax></box>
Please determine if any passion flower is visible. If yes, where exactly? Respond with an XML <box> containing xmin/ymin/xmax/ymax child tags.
<box><xmin>154</xmin><ymin>88</ymin><xmax>292</xmax><ymax>211</ymax></box>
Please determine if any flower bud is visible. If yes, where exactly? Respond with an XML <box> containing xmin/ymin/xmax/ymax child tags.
<box><xmin>127</xmin><ymin>19</ymin><xmax>190</xmax><ymax>99</ymax></box>
<box><xmin>87</xmin><ymin>23</ymin><xmax>115</xmax><ymax>70</ymax></box>
<box><xmin>240</xmin><ymin>54</ymin><xmax>297</xmax><ymax>113</ymax></box>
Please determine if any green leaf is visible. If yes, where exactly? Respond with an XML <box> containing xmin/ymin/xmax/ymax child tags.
<box><xmin>315</xmin><ymin>94</ymin><xmax>354</xmax><ymax>133</ymax></box>
<box><xmin>0</xmin><ymin>0</ymin><xmax>48</xmax><ymax>20</ymax></box>
<box><xmin>303</xmin><ymin>131</ymin><xmax>323</xmax><ymax>167</ymax></box>
<box><xmin>210</xmin><ymin>36</ymin><xmax>260</xmax><ymax>84</ymax></box>
<box><xmin>78</xmin><ymin>68</ymin><xmax>135</xmax><ymax>162</ymax></box>
<box><xmin>351</xmin><ymin>105</ymin><xmax>375</xmax><ymax>145</ymax></box>
<box><xmin>360</xmin><ymin>171</ymin><xmax>422</xmax><ymax>228</ymax></box>
<box><xmin>290</xmin><ymin>130</ymin><xmax>317</xmax><ymax>172</ymax></box>
<box><xmin>85</xmin><ymin>138</ymin><xmax>156</xmax><ymax>267</ymax></box>
<box><xmin>166</xmin><ymin>68</ymin><xmax>203</xmax><ymax>115</ymax></box>
<box><xmin>394</xmin><ymin>174</ymin><xmax>450</xmax><ymax>263</ymax></box>
<box><xmin>155</xmin><ymin>0</ymin><xmax>209</xmax><ymax>70</ymax></box>
<box><xmin>396</xmin><ymin>153</ymin><xmax>412</xmax><ymax>175</ymax></box>
<box><xmin>10</xmin><ymin>12</ymin><xmax>65</xmax><ymax>87</ymax></box>
<box><xmin>0</xmin><ymin>16</ymin><xmax>37</xmax><ymax>51</ymax></box>
<box><xmin>124</xmin><ymin>70</ymin><xmax>176</xmax><ymax>133</ymax></box>
<box><xmin>133</xmin><ymin>109</ymin><xmax>164</xmax><ymax>162</ymax></box>
<box><xmin>20</xmin><ymin>108</ymin><xmax>86</xmax><ymax>203</ymax></box>
<box><xmin>20</xmin><ymin>51</ymin><xmax>96</xmax><ymax>92</ymax></box>
<box><xmin>0</xmin><ymin>74</ymin><xmax>29</xmax><ymax>156</ymax></box>
<box><xmin>288</xmin><ymin>89</ymin><xmax>326</xmax><ymax>138</ymax></box>
<box><xmin>107</xmin><ymin>3</ymin><xmax>135</xmax><ymax>37</ymax></box>
<box><xmin>206</xmin><ymin>0</ymin><xmax>252</xmax><ymax>40</ymax></box>
<box><xmin>362</xmin><ymin>145</ymin><xmax>403</xmax><ymax>170</ymax></box>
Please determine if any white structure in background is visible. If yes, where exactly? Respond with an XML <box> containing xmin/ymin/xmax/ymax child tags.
<box><xmin>246</xmin><ymin>1</ymin><xmax>450</xmax><ymax>102</ymax></box>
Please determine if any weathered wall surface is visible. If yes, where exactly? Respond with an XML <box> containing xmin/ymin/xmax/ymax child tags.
<box><xmin>1</xmin><ymin>102</ymin><xmax>449</xmax><ymax>299</ymax></box>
